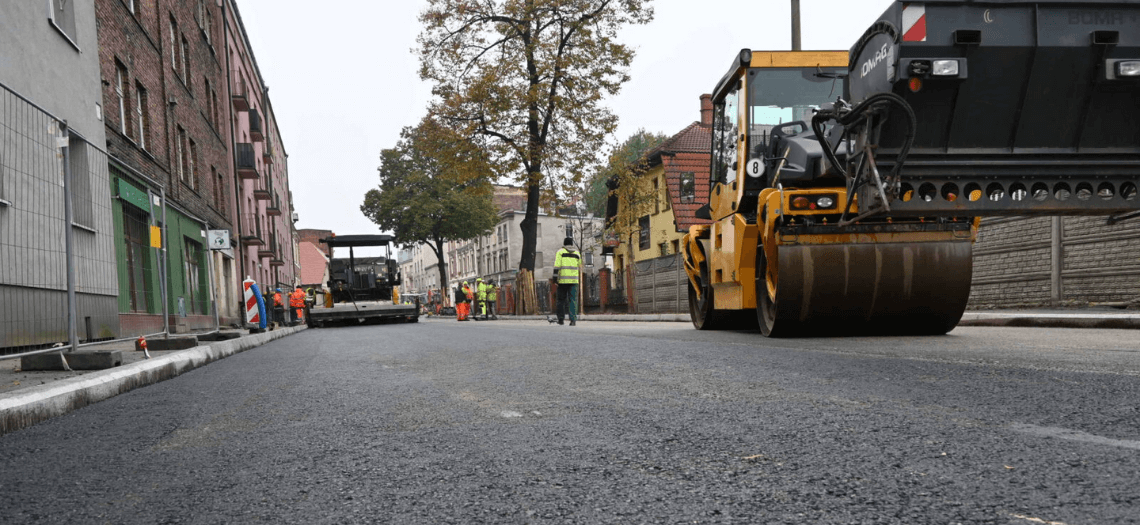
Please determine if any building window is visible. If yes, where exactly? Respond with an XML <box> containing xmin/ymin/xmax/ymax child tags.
<box><xmin>123</xmin><ymin>204</ymin><xmax>151</xmax><ymax>312</ymax></box>
<box><xmin>180</xmin><ymin>36</ymin><xmax>191</xmax><ymax>86</ymax></box>
<box><xmin>565</xmin><ymin>222</ymin><xmax>573</xmax><ymax>241</ymax></box>
<box><xmin>584</xmin><ymin>252</ymin><xmax>593</xmax><ymax>267</ymax></box>
<box><xmin>659</xmin><ymin>243</ymin><xmax>668</xmax><ymax>257</ymax></box>
<box><xmin>184</xmin><ymin>238</ymin><xmax>204</xmax><ymax>314</ymax></box>
<box><xmin>638</xmin><ymin>215</ymin><xmax>650</xmax><ymax>251</ymax></box>
<box><xmin>49</xmin><ymin>0</ymin><xmax>79</xmax><ymax>48</ymax></box>
<box><xmin>680</xmin><ymin>172</ymin><xmax>695</xmax><ymax>203</ymax></box>
<box><xmin>672</xmin><ymin>239</ymin><xmax>680</xmax><ymax>254</ymax></box>
<box><xmin>115</xmin><ymin>61</ymin><xmax>129</xmax><ymax>136</ymax></box>
<box><xmin>134</xmin><ymin>82</ymin><xmax>148</xmax><ymax>150</ymax></box>
<box><xmin>213</xmin><ymin>167</ymin><xmax>225</xmax><ymax>214</ymax></box>
<box><xmin>662</xmin><ymin>175</ymin><xmax>670</xmax><ymax>212</ymax></box>
<box><xmin>535</xmin><ymin>251</ymin><xmax>544</xmax><ymax>271</ymax></box>
<box><xmin>210</xmin><ymin>88</ymin><xmax>219</xmax><ymax>130</ymax></box>
<box><xmin>197</xmin><ymin>0</ymin><xmax>212</xmax><ymax>42</ymax></box>
<box><xmin>169</xmin><ymin>16</ymin><xmax>179</xmax><ymax>72</ymax></box>
<box><xmin>176</xmin><ymin>126</ymin><xmax>186</xmax><ymax>184</ymax></box>
<box><xmin>188</xmin><ymin>139</ymin><xmax>198</xmax><ymax>191</ymax></box>
<box><xmin>653</xmin><ymin>178</ymin><xmax>660</xmax><ymax>214</ymax></box>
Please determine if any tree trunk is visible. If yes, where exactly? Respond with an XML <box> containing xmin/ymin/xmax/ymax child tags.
<box><xmin>429</xmin><ymin>236</ymin><xmax>450</xmax><ymax>307</ymax></box>
<box><xmin>517</xmin><ymin>177</ymin><xmax>541</xmax><ymax>271</ymax></box>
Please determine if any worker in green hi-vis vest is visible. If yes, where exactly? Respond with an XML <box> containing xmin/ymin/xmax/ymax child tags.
<box><xmin>553</xmin><ymin>237</ymin><xmax>581</xmax><ymax>326</ymax></box>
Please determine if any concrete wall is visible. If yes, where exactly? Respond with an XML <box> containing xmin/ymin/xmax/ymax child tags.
<box><xmin>969</xmin><ymin>216</ymin><xmax>1140</xmax><ymax>308</ymax></box>
<box><xmin>1</xmin><ymin>0</ymin><xmax>120</xmax><ymax>349</ymax></box>
<box><xmin>0</xmin><ymin>0</ymin><xmax>106</xmax><ymax>143</ymax></box>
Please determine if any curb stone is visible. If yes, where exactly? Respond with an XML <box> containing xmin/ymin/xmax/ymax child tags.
<box><xmin>0</xmin><ymin>325</ymin><xmax>306</xmax><ymax>436</ymax></box>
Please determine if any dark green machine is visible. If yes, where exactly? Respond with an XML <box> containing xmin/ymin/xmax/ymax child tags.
<box><xmin>309</xmin><ymin>235</ymin><xmax>418</xmax><ymax>327</ymax></box>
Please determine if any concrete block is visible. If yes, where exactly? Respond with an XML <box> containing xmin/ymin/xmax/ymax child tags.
<box><xmin>22</xmin><ymin>351</ymin><xmax>123</xmax><ymax>371</ymax></box>
<box><xmin>145</xmin><ymin>336</ymin><xmax>199</xmax><ymax>350</ymax></box>
<box><xmin>197</xmin><ymin>331</ymin><xmax>242</xmax><ymax>342</ymax></box>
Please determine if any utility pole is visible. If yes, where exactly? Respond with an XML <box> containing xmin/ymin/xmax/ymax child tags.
<box><xmin>791</xmin><ymin>0</ymin><xmax>802</xmax><ymax>51</ymax></box>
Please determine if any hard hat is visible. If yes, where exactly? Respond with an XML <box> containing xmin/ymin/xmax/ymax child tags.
<box><xmin>477</xmin><ymin>277</ymin><xmax>483</xmax><ymax>281</ymax></box>
<box><xmin>276</xmin><ymin>288</ymin><xmax>282</xmax><ymax>292</ymax></box>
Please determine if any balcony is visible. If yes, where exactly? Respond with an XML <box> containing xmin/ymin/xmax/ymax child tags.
<box><xmin>266</xmin><ymin>195</ymin><xmax>282</xmax><ymax>216</ymax></box>
<box><xmin>249</xmin><ymin>108</ymin><xmax>264</xmax><ymax>142</ymax></box>
<box><xmin>263</xmin><ymin>144</ymin><xmax>274</xmax><ymax>164</ymax></box>
<box><xmin>258</xmin><ymin>239</ymin><xmax>276</xmax><ymax>259</ymax></box>
<box><xmin>240</xmin><ymin>213</ymin><xmax>264</xmax><ymax>246</ymax></box>
<box><xmin>270</xmin><ymin>258</ymin><xmax>285</xmax><ymax>267</ymax></box>
<box><xmin>253</xmin><ymin>179</ymin><xmax>272</xmax><ymax>201</ymax></box>
<box><xmin>231</xmin><ymin>74</ymin><xmax>250</xmax><ymax>111</ymax></box>
<box><xmin>237</xmin><ymin>143</ymin><xmax>259</xmax><ymax>180</ymax></box>
<box><xmin>259</xmin><ymin>233</ymin><xmax>279</xmax><ymax>259</ymax></box>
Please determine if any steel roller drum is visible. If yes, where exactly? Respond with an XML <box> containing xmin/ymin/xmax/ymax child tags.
<box><xmin>774</xmin><ymin>240</ymin><xmax>973</xmax><ymax>335</ymax></box>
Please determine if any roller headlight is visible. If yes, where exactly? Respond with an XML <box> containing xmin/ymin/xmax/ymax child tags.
<box><xmin>816</xmin><ymin>196</ymin><xmax>835</xmax><ymax>208</ymax></box>
<box><xmin>932</xmin><ymin>60</ymin><xmax>960</xmax><ymax>76</ymax></box>
<box><xmin>1117</xmin><ymin>60</ymin><xmax>1140</xmax><ymax>78</ymax></box>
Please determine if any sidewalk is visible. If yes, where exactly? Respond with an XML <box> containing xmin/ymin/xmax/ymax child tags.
<box><xmin>0</xmin><ymin>325</ymin><xmax>305</xmax><ymax>436</ymax></box>
<box><xmin>489</xmin><ymin>307</ymin><xmax>1140</xmax><ymax>329</ymax></box>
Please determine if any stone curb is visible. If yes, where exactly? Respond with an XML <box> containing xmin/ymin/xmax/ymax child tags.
<box><xmin>0</xmin><ymin>325</ymin><xmax>306</xmax><ymax>436</ymax></box>
<box><xmin>486</xmin><ymin>313</ymin><xmax>1139</xmax><ymax>329</ymax></box>
<box><xmin>958</xmin><ymin>313</ymin><xmax>1140</xmax><ymax>330</ymax></box>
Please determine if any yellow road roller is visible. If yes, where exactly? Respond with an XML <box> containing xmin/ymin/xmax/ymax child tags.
<box><xmin>684</xmin><ymin>0</ymin><xmax>1140</xmax><ymax>336</ymax></box>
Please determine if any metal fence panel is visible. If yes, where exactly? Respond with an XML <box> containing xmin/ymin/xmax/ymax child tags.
<box><xmin>0</xmin><ymin>81</ymin><xmax>221</xmax><ymax>357</ymax></box>
<box><xmin>1</xmin><ymin>89</ymin><xmax>74</xmax><ymax>352</ymax></box>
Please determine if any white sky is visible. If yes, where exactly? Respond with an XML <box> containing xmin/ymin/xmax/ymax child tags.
<box><xmin>237</xmin><ymin>0</ymin><xmax>885</xmax><ymax>241</ymax></box>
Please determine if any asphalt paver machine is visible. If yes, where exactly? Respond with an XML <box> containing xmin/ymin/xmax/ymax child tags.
<box><xmin>683</xmin><ymin>0</ymin><xmax>1140</xmax><ymax>336</ymax></box>
<box><xmin>308</xmin><ymin>235</ymin><xmax>419</xmax><ymax>327</ymax></box>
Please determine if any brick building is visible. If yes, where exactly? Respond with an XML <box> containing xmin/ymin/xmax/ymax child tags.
<box><xmin>298</xmin><ymin>228</ymin><xmax>334</xmax><ymax>258</ymax></box>
<box><xmin>86</xmin><ymin>0</ymin><xmax>297</xmax><ymax>335</ymax></box>
<box><xmin>95</xmin><ymin>0</ymin><xmax>241</xmax><ymax>334</ymax></box>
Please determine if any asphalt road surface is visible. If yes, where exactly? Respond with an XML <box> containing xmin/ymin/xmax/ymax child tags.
<box><xmin>2</xmin><ymin>319</ymin><xmax>1138</xmax><ymax>524</ymax></box>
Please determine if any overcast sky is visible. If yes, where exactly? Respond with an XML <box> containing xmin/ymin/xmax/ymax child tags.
<box><xmin>236</xmin><ymin>0</ymin><xmax>885</xmax><ymax>241</ymax></box>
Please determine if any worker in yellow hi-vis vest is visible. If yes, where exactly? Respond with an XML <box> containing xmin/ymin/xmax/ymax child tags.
<box><xmin>553</xmin><ymin>237</ymin><xmax>581</xmax><ymax>326</ymax></box>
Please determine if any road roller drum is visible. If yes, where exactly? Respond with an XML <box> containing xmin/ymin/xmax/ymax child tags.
<box><xmin>760</xmin><ymin>238</ymin><xmax>973</xmax><ymax>337</ymax></box>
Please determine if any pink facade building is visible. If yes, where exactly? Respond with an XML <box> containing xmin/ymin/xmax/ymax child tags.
<box><xmin>224</xmin><ymin>0</ymin><xmax>297</xmax><ymax>290</ymax></box>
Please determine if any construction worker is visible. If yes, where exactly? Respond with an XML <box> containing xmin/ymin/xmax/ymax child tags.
<box><xmin>271</xmin><ymin>288</ymin><xmax>286</xmax><ymax>330</ymax></box>
<box><xmin>554</xmin><ymin>237</ymin><xmax>582</xmax><ymax>326</ymax></box>
<box><xmin>463</xmin><ymin>281</ymin><xmax>475</xmax><ymax>321</ymax></box>
<box><xmin>475</xmin><ymin>277</ymin><xmax>487</xmax><ymax>320</ymax></box>
<box><xmin>289</xmin><ymin>286</ymin><xmax>306</xmax><ymax>325</ymax></box>
<box><xmin>487</xmin><ymin>280</ymin><xmax>499</xmax><ymax>320</ymax></box>
<box><xmin>455</xmin><ymin>283</ymin><xmax>469</xmax><ymax>321</ymax></box>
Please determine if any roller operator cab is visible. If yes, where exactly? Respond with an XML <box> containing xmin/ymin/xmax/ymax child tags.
<box><xmin>683</xmin><ymin>0</ymin><xmax>1140</xmax><ymax>337</ymax></box>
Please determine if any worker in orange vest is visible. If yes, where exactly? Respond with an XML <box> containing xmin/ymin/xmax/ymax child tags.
<box><xmin>271</xmin><ymin>288</ymin><xmax>286</xmax><ymax>330</ymax></box>
<box><xmin>289</xmin><ymin>286</ymin><xmax>306</xmax><ymax>325</ymax></box>
<box><xmin>454</xmin><ymin>284</ymin><xmax>468</xmax><ymax>321</ymax></box>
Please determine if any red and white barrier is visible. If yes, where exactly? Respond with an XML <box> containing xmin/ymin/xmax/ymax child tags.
<box><xmin>243</xmin><ymin>278</ymin><xmax>260</xmax><ymax>326</ymax></box>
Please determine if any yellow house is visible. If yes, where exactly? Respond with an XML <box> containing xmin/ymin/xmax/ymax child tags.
<box><xmin>609</xmin><ymin>96</ymin><xmax>715</xmax><ymax>276</ymax></box>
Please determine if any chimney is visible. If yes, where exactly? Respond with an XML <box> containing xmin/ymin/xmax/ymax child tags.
<box><xmin>700</xmin><ymin>94</ymin><xmax>713</xmax><ymax>127</ymax></box>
